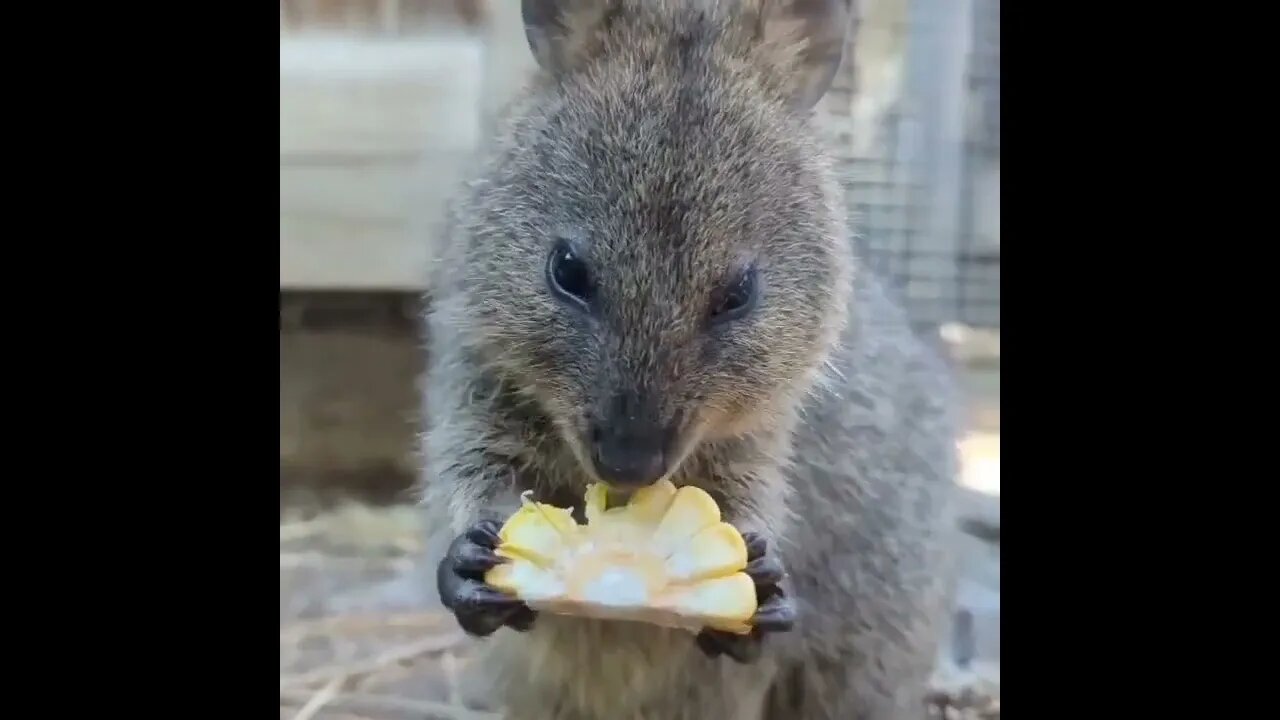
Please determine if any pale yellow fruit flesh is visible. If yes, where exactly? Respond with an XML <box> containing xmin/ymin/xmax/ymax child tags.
<box><xmin>484</xmin><ymin>480</ymin><xmax>757</xmax><ymax>634</ymax></box>
<box><xmin>492</xmin><ymin>502</ymin><xmax>579</xmax><ymax>566</ymax></box>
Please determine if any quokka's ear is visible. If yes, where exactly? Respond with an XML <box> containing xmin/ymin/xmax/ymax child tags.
<box><xmin>750</xmin><ymin>0</ymin><xmax>855</xmax><ymax>110</ymax></box>
<box><xmin>521</xmin><ymin>0</ymin><xmax>620</xmax><ymax>76</ymax></box>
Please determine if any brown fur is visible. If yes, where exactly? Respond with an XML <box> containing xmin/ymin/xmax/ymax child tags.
<box><xmin>420</xmin><ymin>1</ymin><xmax>961</xmax><ymax>718</ymax></box>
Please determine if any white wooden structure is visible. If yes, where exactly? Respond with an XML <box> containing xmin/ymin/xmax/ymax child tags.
<box><xmin>280</xmin><ymin>1</ymin><xmax>499</xmax><ymax>290</ymax></box>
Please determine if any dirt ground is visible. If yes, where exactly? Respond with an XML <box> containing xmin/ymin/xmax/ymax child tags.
<box><xmin>280</xmin><ymin>502</ymin><xmax>490</xmax><ymax>720</ymax></box>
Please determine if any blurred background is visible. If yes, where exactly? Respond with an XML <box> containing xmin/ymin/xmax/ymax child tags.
<box><xmin>280</xmin><ymin>1</ymin><xmax>999</xmax><ymax>718</ymax></box>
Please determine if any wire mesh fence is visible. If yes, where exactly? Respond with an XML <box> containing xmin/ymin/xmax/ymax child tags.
<box><xmin>830</xmin><ymin>0</ymin><xmax>1000</xmax><ymax>334</ymax></box>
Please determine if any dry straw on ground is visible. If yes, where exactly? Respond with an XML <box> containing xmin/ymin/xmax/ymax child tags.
<box><xmin>281</xmin><ymin>500</ymin><xmax>496</xmax><ymax>720</ymax></box>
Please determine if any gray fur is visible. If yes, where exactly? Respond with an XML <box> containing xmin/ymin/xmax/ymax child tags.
<box><xmin>420</xmin><ymin>1</ymin><xmax>961</xmax><ymax>718</ymax></box>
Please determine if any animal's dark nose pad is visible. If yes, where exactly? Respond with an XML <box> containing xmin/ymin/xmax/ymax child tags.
<box><xmin>588</xmin><ymin>426</ymin><xmax>669</xmax><ymax>489</ymax></box>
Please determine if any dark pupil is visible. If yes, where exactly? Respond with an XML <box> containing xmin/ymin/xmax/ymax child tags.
<box><xmin>552</xmin><ymin>247</ymin><xmax>592</xmax><ymax>301</ymax></box>
<box><xmin>717</xmin><ymin>272</ymin><xmax>753</xmax><ymax>315</ymax></box>
<box><xmin>725</xmin><ymin>279</ymin><xmax>750</xmax><ymax>309</ymax></box>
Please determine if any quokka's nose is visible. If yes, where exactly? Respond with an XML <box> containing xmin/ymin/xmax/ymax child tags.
<box><xmin>588</xmin><ymin>422</ymin><xmax>670</xmax><ymax>489</ymax></box>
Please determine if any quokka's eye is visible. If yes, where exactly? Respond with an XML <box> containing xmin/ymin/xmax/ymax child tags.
<box><xmin>709</xmin><ymin>265</ymin><xmax>759</xmax><ymax>324</ymax></box>
<box><xmin>546</xmin><ymin>239</ymin><xmax>595</xmax><ymax>308</ymax></box>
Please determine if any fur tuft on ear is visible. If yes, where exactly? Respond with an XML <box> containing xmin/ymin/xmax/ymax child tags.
<box><xmin>752</xmin><ymin>0</ymin><xmax>854</xmax><ymax>110</ymax></box>
<box><xmin>521</xmin><ymin>0</ymin><xmax>619</xmax><ymax>75</ymax></box>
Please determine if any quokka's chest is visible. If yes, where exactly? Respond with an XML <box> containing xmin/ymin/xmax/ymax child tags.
<box><xmin>483</xmin><ymin>615</ymin><xmax>700</xmax><ymax>706</ymax></box>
